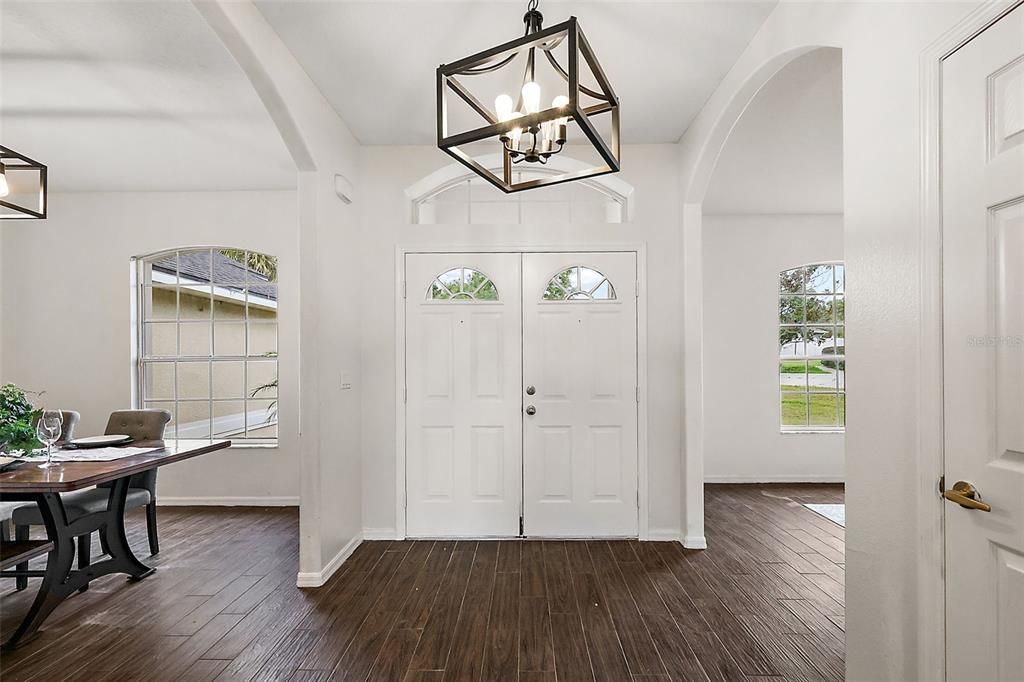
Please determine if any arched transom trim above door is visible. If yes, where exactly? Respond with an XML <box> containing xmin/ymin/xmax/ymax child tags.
<box><xmin>427</xmin><ymin>267</ymin><xmax>499</xmax><ymax>301</ymax></box>
<box><xmin>543</xmin><ymin>265</ymin><xmax>617</xmax><ymax>301</ymax></box>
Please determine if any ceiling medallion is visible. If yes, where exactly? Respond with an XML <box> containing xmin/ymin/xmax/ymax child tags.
<box><xmin>436</xmin><ymin>0</ymin><xmax>620</xmax><ymax>193</ymax></box>
<box><xmin>0</xmin><ymin>146</ymin><xmax>48</xmax><ymax>220</ymax></box>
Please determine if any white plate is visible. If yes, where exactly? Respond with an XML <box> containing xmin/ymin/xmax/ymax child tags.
<box><xmin>70</xmin><ymin>435</ymin><xmax>132</xmax><ymax>448</ymax></box>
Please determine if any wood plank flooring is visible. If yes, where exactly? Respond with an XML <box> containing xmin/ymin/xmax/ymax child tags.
<box><xmin>0</xmin><ymin>484</ymin><xmax>844</xmax><ymax>681</ymax></box>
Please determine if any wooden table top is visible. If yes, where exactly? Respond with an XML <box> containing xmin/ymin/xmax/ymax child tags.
<box><xmin>0</xmin><ymin>439</ymin><xmax>231</xmax><ymax>493</ymax></box>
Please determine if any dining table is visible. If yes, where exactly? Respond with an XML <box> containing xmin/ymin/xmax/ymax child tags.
<box><xmin>0</xmin><ymin>438</ymin><xmax>231</xmax><ymax>651</ymax></box>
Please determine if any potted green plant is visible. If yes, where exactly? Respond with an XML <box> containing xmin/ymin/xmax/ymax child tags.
<box><xmin>0</xmin><ymin>383</ymin><xmax>42</xmax><ymax>455</ymax></box>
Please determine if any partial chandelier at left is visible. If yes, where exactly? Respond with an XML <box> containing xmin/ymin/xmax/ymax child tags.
<box><xmin>0</xmin><ymin>146</ymin><xmax>48</xmax><ymax>220</ymax></box>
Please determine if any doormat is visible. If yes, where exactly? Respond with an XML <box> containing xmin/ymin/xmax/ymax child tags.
<box><xmin>802</xmin><ymin>503</ymin><xmax>845</xmax><ymax>527</ymax></box>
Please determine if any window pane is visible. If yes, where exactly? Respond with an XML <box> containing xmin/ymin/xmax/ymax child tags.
<box><xmin>808</xmin><ymin>360</ymin><xmax>837</xmax><ymax>392</ymax></box>
<box><xmin>177</xmin><ymin>400</ymin><xmax>211</xmax><ymax>438</ymax></box>
<box><xmin>246</xmin><ymin>252</ymin><xmax>278</xmax><ymax>284</ymax></box>
<box><xmin>214</xmin><ymin>322</ymin><xmax>246</xmax><ymax>357</ymax></box>
<box><xmin>779</xmin><ymin>327</ymin><xmax>804</xmax><ymax>358</ymax></box>
<box><xmin>213</xmin><ymin>250</ymin><xmax>248</xmax><ymax>285</ymax></box>
<box><xmin>212</xmin><ymin>361</ymin><xmax>245</xmax><ymax>399</ymax></box>
<box><xmin>780</xmin><ymin>268</ymin><xmax>803</xmax><ymax>294</ymax></box>
<box><xmin>142</xmin><ymin>286</ymin><xmax>178</xmax><ymax>321</ymax></box>
<box><xmin>177</xmin><ymin>361</ymin><xmax>211</xmax><ymax>400</ymax></box>
<box><xmin>839</xmin><ymin>394</ymin><xmax>846</xmax><ymax>426</ymax></box>
<box><xmin>834</xmin><ymin>265</ymin><xmax>845</xmax><ymax>294</ymax></box>
<box><xmin>144</xmin><ymin>253</ymin><xmax>177</xmax><ymax>285</ymax></box>
<box><xmin>213</xmin><ymin>400</ymin><xmax>246</xmax><ymax>438</ymax></box>
<box><xmin>247</xmin><ymin>399</ymin><xmax>278</xmax><ymax>437</ymax></box>
<box><xmin>212</xmin><ymin>284</ymin><xmax>247</xmax><ymax>320</ymax></box>
<box><xmin>144</xmin><ymin>362</ymin><xmax>175</xmax><ymax>401</ymax></box>
<box><xmin>144</xmin><ymin>401</ymin><xmax>177</xmax><ymax>439</ymax></box>
<box><xmin>805</xmin><ymin>295</ymin><xmax>834</xmax><ymax>324</ymax></box>
<box><xmin>780</xmin><ymin>361</ymin><xmax>807</xmax><ymax>391</ymax></box>
<box><xmin>248</xmin><ymin>322</ymin><xmax>278</xmax><ymax>356</ymax></box>
<box><xmin>805</xmin><ymin>327</ymin><xmax>833</xmax><ymax>357</ymax></box>
<box><xmin>248</xmin><ymin>285</ymin><xmax>278</xmax><ymax>313</ymax></box>
<box><xmin>832</xmin><ymin>295</ymin><xmax>845</xmax><ymax>323</ymax></box>
<box><xmin>779</xmin><ymin>296</ymin><xmax>805</xmax><ymax>324</ymax></box>
<box><xmin>177</xmin><ymin>249</ymin><xmax>212</xmax><ymax>284</ymax></box>
<box><xmin>179</xmin><ymin>287</ymin><xmax>213</xmax><ymax>320</ymax></box>
<box><xmin>781</xmin><ymin>393</ymin><xmax>808</xmax><ymax>426</ymax></box>
<box><xmin>805</xmin><ymin>265</ymin><xmax>834</xmax><ymax>293</ymax></box>
<box><xmin>145</xmin><ymin>322</ymin><xmax>177</xmax><ymax>357</ymax></box>
<box><xmin>809</xmin><ymin>392</ymin><xmax>840</xmax><ymax>426</ymax></box>
<box><xmin>247</xmin><ymin>360</ymin><xmax>278</xmax><ymax>399</ymax></box>
<box><xmin>179</xmin><ymin>322</ymin><xmax>212</xmax><ymax>357</ymax></box>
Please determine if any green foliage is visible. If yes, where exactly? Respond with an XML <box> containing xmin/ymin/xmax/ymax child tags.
<box><xmin>220</xmin><ymin>249</ymin><xmax>278</xmax><ymax>282</ymax></box>
<box><xmin>544</xmin><ymin>269</ymin><xmax>573</xmax><ymax>300</ymax></box>
<box><xmin>780</xmin><ymin>361</ymin><xmax>828</xmax><ymax>375</ymax></box>
<box><xmin>0</xmin><ymin>384</ymin><xmax>41</xmax><ymax>454</ymax></box>
<box><xmin>821</xmin><ymin>346</ymin><xmax>846</xmax><ymax>371</ymax></box>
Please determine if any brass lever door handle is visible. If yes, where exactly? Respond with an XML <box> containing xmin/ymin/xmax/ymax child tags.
<box><xmin>942</xmin><ymin>481</ymin><xmax>992</xmax><ymax>512</ymax></box>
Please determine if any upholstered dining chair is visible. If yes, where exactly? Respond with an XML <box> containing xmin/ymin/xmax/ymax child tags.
<box><xmin>30</xmin><ymin>409</ymin><xmax>81</xmax><ymax>446</ymax></box>
<box><xmin>11</xmin><ymin>409</ymin><xmax>170</xmax><ymax>591</ymax></box>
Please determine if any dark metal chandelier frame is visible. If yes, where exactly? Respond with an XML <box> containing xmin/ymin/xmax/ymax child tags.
<box><xmin>0</xmin><ymin>145</ymin><xmax>48</xmax><ymax>220</ymax></box>
<box><xmin>436</xmin><ymin>2</ymin><xmax>620</xmax><ymax>193</ymax></box>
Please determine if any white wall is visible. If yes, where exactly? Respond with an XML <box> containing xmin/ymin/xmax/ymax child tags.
<box><xmin>0</xmin><ymin>190</ymin><xmax>301</xmax><ymax>503</ymax></box>
<box><xmin>702</xmin><ymin>214</ymin><xmax>844</xmax><ymax>482</ymax></box>
<box><xmin>677</xmin><ymin>2</ymin><xmax>977</xmax><ymax>680</ymax></box>
<box><xmin>357</xmin><ymin>144</ymin><xmax>685</xmax><ymax>540</ymax></box>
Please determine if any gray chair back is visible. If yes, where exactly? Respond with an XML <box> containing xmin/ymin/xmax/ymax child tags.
<box><xmin>99</xmin><ymin>409</ymin><xmax>171</xmax><ymax>493</ymax></box>
<box><xmin>30</xmin><ymin>410</ymin><xmax>80</xmax><ymax>445</ymax></box>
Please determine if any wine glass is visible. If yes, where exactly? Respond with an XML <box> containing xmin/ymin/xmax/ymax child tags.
<box><xmin>35</xmin><ymin>410</ymin><xmax>63</xmax><ymax>469</ymax></box>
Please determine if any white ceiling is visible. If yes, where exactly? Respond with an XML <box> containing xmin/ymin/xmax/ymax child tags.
<box><xmin>0</xmin><ymin>1</ymin><xmax>295</xmax><ymax>192</ymax></box>
<box><xmin>254</xmin><ymin>0</ymin><xmax>778</xmax><ymax>145</ymax></box>
<box><xmin>704</xmin><ymin>47</ymin><xmax>843</xmax><ymax>214</ymax></box>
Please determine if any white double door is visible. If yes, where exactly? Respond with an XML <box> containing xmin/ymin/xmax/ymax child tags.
<box><xmin>405</xmin><ymin>251</ymin><xmax>638</xmax><ymax>538</ymax></box>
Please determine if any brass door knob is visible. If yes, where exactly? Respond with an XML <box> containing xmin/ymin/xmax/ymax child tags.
<box><xmin>525</xmin><ymin>405</ymin><xmax>537</xmax><ymax>416</ymax></box>
<box><xmin>942</xmin><ymin>481</ymin><xmax>991</xmax><ymax>512</ymax></box>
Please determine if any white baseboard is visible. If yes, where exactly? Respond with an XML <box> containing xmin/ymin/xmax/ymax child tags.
<box><xmin>645</xmin><ymin>529</ymin><xmax>682</xmax><ymax>542</ymax></box>
<box><xmin>704</xmin><ymin>475</ymin><xmax>844</xmax><ymax>483</ymax></box>
<box><xmin>682</xmin><ymin>535</ymin><xmax>708</xmax><ymax>550</ymax></box>
<box><xmin>158</xmin><ymin>496</ymin><xmax>300</xmax><ymax>507</ymax></box>
<box><xmin>296</xmin><ymin>533</ymin><xmax>362</xmax><ymax>588</ymax></box>
<box><xmin>362</xmin><ymin>528</ymin><xmax>400</xmax><ymax>541</ymax></box>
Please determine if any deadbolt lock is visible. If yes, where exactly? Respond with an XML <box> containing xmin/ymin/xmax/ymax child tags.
<box><xmin>526</xmin><ymin>385</ymin><xmax>536</xmax><ymax>395</ymax></box>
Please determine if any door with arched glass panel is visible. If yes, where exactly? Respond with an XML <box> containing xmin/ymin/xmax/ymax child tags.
<box><xmin>404</xmin><ymin>253</ymin><xmax>523</xmax><ymax>536</ymax></box>
<box><xmin>521</xmin><ymin>253</ymin><xmax>639</xmax><ymax>536</ymax></box>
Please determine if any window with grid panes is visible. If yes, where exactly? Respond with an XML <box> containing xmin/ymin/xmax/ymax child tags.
<box><xmin>135</xmin><ymin>248</ymin><xmax>278</xmax><ymax>444</ymax></box>
<box><xmin>779</xmin><ymin>263</ymin><xmax>845</xmax><ymax>430</ymax></box>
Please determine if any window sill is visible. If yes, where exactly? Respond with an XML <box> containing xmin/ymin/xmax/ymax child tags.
<box><xmin>780</xmin><ymin>429</ymin><xmax>845</xmax><ymax>435</ymax></box>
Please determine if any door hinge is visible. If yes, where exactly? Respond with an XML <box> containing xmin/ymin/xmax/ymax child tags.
<box><xmin>519</xmin><ymin>515</ymin><xmax>524</xmax><ymax>537</ymax></box>
<box><xmin>402</xmin><ymin>280</ymin><xmax>407</xmax><ymax>299</ymax></box>
<box><xmin>403</xmin><ymin>387</ymin><xmax>408</xmax><ymax>403</ymax></box>
<box><xmin>635</xmin><ymin>279</ymin><xmax>640</xmax><ymax>298</ymax></box>
<box><xmin>636</xmin><ymin>386</ymin><xmax>640</xmax><ymax>404</ymax></box>
<box><xmin>938</xmin><ymin>474</ymin><xmax>945</xmax><ymax>494</ymax></box>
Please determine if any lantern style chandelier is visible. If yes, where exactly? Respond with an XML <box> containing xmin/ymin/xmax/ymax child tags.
<box><xmin>436</xmin><ymin>0</ymin><xmax>620</xmax><ymax>193</ymax></box>
<box><xmin>0</xmin><ymin>146</ymin><xmax>48</xmax><ymax>220</ymax></box>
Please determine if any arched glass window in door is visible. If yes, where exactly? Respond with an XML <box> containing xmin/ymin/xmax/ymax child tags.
<box><xmin>543</xmin><ymin>265</ymin><xmax>616</xmax><ymax>301</ymax></box>
<box><xmin>427</xmin><ymin>267</ymin><xmax>499</xmax><ymax>301</ymax></box>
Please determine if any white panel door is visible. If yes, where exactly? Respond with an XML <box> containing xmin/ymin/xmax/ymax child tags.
<box><xmin>522</xmin><ymin>253</ymin><xmax>638</xmax><ymax>536</ymax></box>
<box><xmin>405</xmin><ymin>254</ymin><xmax>522</xmax><ymax>536</ymax></box>
<box><xmin>942</xmin><ymin>7</ymin><xmax>1024</xmax><ymax>681</ymax></box>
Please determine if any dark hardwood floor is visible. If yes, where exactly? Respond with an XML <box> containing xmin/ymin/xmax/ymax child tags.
<box><xmin>0</xmin><ymin>484</ymin><xmax>844</xmax><ymax>681</ymax></box>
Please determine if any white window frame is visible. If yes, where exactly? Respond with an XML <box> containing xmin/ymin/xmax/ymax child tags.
<box><xmin>132</xmin><ymin>247</ymin><xmax>279</xmax><ymax>445</ymax></box>
<box><xmin>779</xmin><ymin>261</ymin><xmax>845</xmax><ymax>433</ymax></box>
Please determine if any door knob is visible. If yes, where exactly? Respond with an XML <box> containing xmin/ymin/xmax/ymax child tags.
<box><xmin>526</xmin><ymin>385</ymin><xmax>536</xmax><ymax>395</ymax></box>
<box><xmin>942</xmin><ymin>481</ymin><xmax>992</xmax><ymax>512</ymax></box>
<box><xmin>525</xmin><ymin>405</ymin><xmax>537</xmax><ymax>416</ymax></box>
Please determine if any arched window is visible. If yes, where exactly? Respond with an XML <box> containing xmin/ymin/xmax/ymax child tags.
<box><xmin>407</xmin><ymin>155</ymin><xmax>633</xmax><ymax>225</ymax></box>
<box><xmin>427</xmin><ymin>267</ymin><xmax>498</xmax><ymax>301</ymax></box>
<box><xmin>543</xmin><ymin>266</ymin><xmax>616</xmax><ymax>301</ymax></box>
<box><xmin>134</xmin><ymin>248</ymin><xmax>279</xmax><ymax>444</ymax></box>
<box><xmin>779</xmin><ymin>262</ymin><xmax>845</xmax><ymax>430</ymax></box>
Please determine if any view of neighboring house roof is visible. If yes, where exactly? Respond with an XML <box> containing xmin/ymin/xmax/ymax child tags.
<box><xmin>152</xmin><ymin>250</ymin><xmax>277</xmax><ymax>301</ymax></box>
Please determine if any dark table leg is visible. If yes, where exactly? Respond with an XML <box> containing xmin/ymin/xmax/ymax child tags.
<box><xmin>1</xmin><ymin>477</ymin><xmax>154</xmax><ymax>651</ymax></box>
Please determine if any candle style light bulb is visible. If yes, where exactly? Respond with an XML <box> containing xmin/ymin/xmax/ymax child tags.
<box><xmin>508</xmin><ymin>112</ymin><xmax>524</xmax><ymax>150</ymax></box>
<box><xmin>0</xmin><ymin>163</ymin><xmax>8</xmax><ymax>198</ymax></box>
<box><xmin>521</xmin><ymin>81</ymin><xmax>541</xmax><ymax>114</ymax></box>
<box><xmin>495</xmin><ymin>94</ymin><xmax>514</xmax><ymax>122</ymax></box>
<box><xmin>551</xmin><ymin>95</ymin><xmax>570</xmax><ymax>145</ymax></box>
